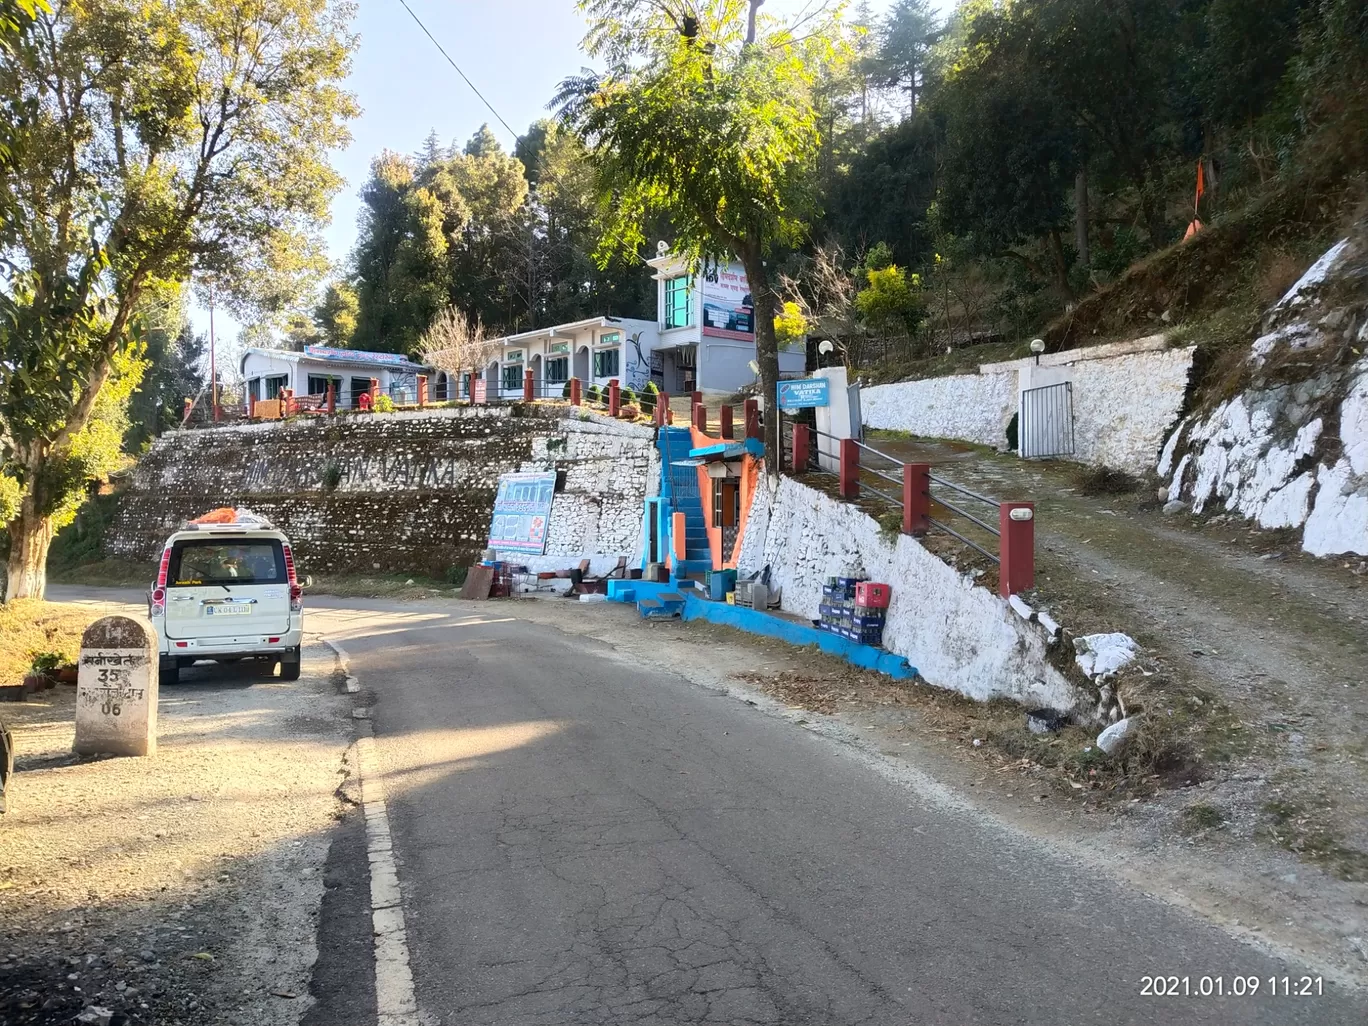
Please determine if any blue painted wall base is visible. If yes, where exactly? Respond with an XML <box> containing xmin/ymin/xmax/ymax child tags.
<box><xmin>680</xmin><ymin>594</ymin><xmax>917</xmax><ymax>680</ymax></box>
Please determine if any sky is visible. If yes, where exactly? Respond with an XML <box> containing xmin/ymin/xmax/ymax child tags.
<box><xmin>194</xmin><ymin>0</ymin><xmax>953</xmax><ymax>353</ymax></box>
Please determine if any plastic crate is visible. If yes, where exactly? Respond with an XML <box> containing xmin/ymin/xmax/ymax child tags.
<box><xmin>855</xmin><ymin>582</ymin><xmax>891</xmax><ymax>608</ymax></box>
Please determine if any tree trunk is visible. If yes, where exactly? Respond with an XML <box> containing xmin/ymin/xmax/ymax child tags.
<box><xmin>738</xmin><ymin>246</ymin><xmax>781</xmax><ymax>481</ymax></box>
<box><xmin>1074</xmin><ymin>168</ymin><xmax>1090</xmax><ymax>270</ymax></box>
<box><xmin>1047</xmin><ymin>228</ymin><xmax>1076</xmax><ymax>304</ymax></box>
<box><xmin>5</xmin><ymin>491</ymin><xmax>55</xmax><ymax>602</ymax></box>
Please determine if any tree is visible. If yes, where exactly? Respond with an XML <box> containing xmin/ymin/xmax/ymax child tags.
<box><xmin>876</xmin><ymin>0</ymin><xmax>938</xmax><ymax>117</ymax></box>
<box><xmin>418</xmin><ymin>307</ymin><xmax>496</xmax><ymax>384</ymax></box>
<box><xmin>566</xmin><ymin>0</ymin><xmax>847</xmax><ymax>476</ymax></box>
<box><xmin>126</xmin><ymin>320</ymin><xmax>206</xmax><ymax>452</ymax></box>
<box><xmin>314</xmin><ymin>280</ymin><xmax>359</xmax><ymax>345</ymax></box>
<box><xmin>0</xmin><ymin>0</ymin><xmax>357</xmax><ymax>600</ymax></box>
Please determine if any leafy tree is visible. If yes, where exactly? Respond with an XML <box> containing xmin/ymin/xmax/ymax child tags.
<box><xmin>126</xmin><ymin>321</ymin><xmax>206</xmax><ymax>452</ymax></box>
<box><xmin>0</xmin><ymin>0</ymin><xmax>357</xmax><ymax>600</ymax></box>
<box><xmin>855</xmin><ymin>262</ymin><xmax>923</xmax><ymax>336</ymax></box>
<box><xmin>314</xmin><ymin>280</ymin><xmax>359</xmax><ymax>345</ymax></box>
<box><xmin>566</xmin><ymin>0</ymin><xmax>847</xmax><ymax>475</ymax></box>
<box><xmin>876</xmin><ymin>0</ymin><xmax>938</xmax><ymax>117</ymax></box>
<box><xmin>773</xmin><ymin>301</ymin><xmax>809</xmax><ymax>344</ymax></box>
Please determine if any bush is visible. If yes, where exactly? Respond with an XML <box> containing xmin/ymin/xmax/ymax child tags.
<box><xmin>562</xmin><ymin>380</ymin><xmax>574</xmax><ymax>399</ymax></box>
<box><xmin>373</xmin><ymin>394</ymin><xmax>395</xmax><ymax>413</ymax></box>
<box><xmin>444</xmin><ymin>565</ymin><xmax>469</xmax><ymax>587</ymax></box>
<box><xmin>621</xmin><ymin>387</ymin><xmax>638</xmax><ymax>406</ymax></box>
<box><xmin>586</xmin><ymin>383</ymin><xmax>603</xmax><ymax>404</ymax></box>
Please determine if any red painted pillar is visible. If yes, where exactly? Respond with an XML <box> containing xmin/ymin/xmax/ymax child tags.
<box><xmin>791</xmin><ymin>423</ymin><xmax>810</xmax><ymax>473</ymax></box>
<box><xmin>839</xmin><ymin>438</ymin><xmax>860</xmax><ymax>499</ymax></box>
<box><xmin>743</xmin><ymin>398</ymin><xmax>761</xmax><ymax>440</ymax></box>
<box><xmin>719</xmin><ymin>405</ymin><xmax>734</xmax><ymax>439</ymax></box>
<box><xmin>692</xmin><ymin>402</ymin><xmax>708</xmax><ymax>434</ymax></box>
<box><xmin>369</xmin><ymin>378</ymin><xmax>379</xmax><ymax>408</ymax></box>
<box><xmin>569</xmin><ymin>377</ymin><xmax>581</xmax><ymax>406</ymax></box>
<box><xmin>903</xmin><ymin>463</ymin><xmax>931</xmax><ymax>535</ymax></box>
<box><xmin>417</xmin><ymin>374</ymin><xmax>428</xmax><ymax>406</ymax></box>
<box><xmin>325</xmin><ymin>383</ymin><xmax>335</xmax><ymax>415</ymax></box>
<box><xmin>247</xmin><ymin>394</ymin><xmax>255</xmax><ymax>419</ymax></box>
<box><xmin>690</xmin><ymin>390</ymin><xmax>703</xmax><ymax>411</ymax></box>
<box><xmin>523</xmin><ymin>369</ymin><xmax>534</xmax><ymax>402</ymax></box>
<box><xmin>999</xmin><ymin>502</ymin><xmax>1036</xmax><ymax>597</ymax></box>
<box><xmin>608</xmin><ymin>378</ymin><xmax>620</xmax><ymax>417</ymax></box>
<box><xmin>655</xmin><ymin>391</ymin><xmax>670</xmax><ymax>426</ymax></box>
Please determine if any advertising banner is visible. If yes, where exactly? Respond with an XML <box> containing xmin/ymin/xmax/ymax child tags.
<box><xmin>701</xmin><ymin>262</ymin><xmax>754</xmax><ymax>341</ymax></box>
<box><xmin>488</xmin><ymin>472</ymin><xmax>557</xmax><ymax>554</ymax></box>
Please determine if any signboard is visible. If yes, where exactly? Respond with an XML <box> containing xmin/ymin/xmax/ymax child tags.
<box><xmin>701</xmin><ymin>261</ymin><xmax>754</xmax><ymax>341</ymax></box>
<box><xmin>303</xmin><ymin>345</ymin><xmax>417</xmax><ymax>369</ymax></box>
<box><xmin>488</xmin><ymin>472</ymin><xmax>557</xmax><ymax>554</ymax></box>
<box><xmin>777</xmin><ymin>377</ymin><xmax>831</xmax><ymax>410</ymax></box>
<box><xmin>472</xmin><ymin>378</ymin><xmax>487</xmax><ymax>404</ymax></box>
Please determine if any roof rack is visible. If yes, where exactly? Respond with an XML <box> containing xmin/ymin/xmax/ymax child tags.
<box><xmin>182</xmin><ymin>507</ymin><xmax>276</xmax><ymax>531</ymax></box>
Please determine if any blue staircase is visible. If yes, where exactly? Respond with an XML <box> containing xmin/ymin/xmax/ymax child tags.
<box><xmin>658</xmin><ymin>427</ymin><xmax>712</xmax><ymax>577</ymax></box>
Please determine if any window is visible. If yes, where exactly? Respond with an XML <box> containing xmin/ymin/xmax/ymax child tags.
<box><xmin>168</xmin><ymin>540</ymin><xmax>286</xmax><ymax>587</ymax></box>
<box><xmin>307</xmin><ymin>376</ymin><xmax>337</xmax><ymax>398</ymax></box>
<box><xmin>546</xmin><ymin>356</ymin><xmax>569</xmax><ymax>383</ymax></box>
<box><xmin>593</xmin><ymin>348</ymin><xmax>620</xmax><ymax>378</ymax></box>
<box><xmin>665</xmin><ymin>276</ymin><xmax>692</xmax><ymax>328</ymax></box>
<box><xmin>248</xmin><ymin>378</ymin><xmax>261</xmax><ymax>402</ymax></box>
<box><xmin>264</xmin><ymin>375</ymin><xmax>289</xmax><ymax>399</ymax></box>
<box><xmin>713</xmin><ymin>480</ymin><xmax>740</xmax><ymax>528</ymax></box>
<box><xmin>501</xmin><ymin>363</ymin><xmax>523</xmax><ymax>390</ymax></box>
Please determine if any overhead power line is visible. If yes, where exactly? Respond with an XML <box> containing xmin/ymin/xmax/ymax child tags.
<box><xmin>393</xmin><ymin>0</ymin><xmax>518</xmax><ymax>138</ymax></box>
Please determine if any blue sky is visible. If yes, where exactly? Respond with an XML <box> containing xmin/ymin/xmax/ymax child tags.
<box><xmin>197</xmin><ymin>0</ymin><xmax>951</xmax><ymax>352</ymax></box>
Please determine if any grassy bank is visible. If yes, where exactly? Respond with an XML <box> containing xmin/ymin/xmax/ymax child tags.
<box><xmin>0</xmin><ymin>601</ymin><xmax>93</xmax><ymax>686</ymax></box>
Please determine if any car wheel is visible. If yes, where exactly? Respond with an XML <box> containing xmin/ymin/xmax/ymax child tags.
<box><xmin>159</xmin><ymin>656</ymin><xmax>180</xmax><ymax>685</ymax></box>
<box><xmin>279</xmin><ymin>646</ymin><xmax>301</xmax><ymax>682</ymax></box>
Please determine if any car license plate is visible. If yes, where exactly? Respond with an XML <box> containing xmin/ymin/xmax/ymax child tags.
<box><xmin>206</xmin><ymin>603</ymin><xmax>251</xmax><ymax>617</ymax></box>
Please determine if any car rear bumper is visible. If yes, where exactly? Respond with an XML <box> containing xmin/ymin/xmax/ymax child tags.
<box><xmin>154</xmin><ymin>624</ymin><xmax>302</xmax><ymax>658</ymax></box>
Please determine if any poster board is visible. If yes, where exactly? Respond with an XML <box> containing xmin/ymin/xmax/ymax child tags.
<box><xmin>701</xmin><ymin>261</ymin><xmax>754</xmax><ymax>341</ymax></box>
<box><xmin>777</xmin><ymin>377</ymin><xmax>831</xmax><ymax>410</ymax></box>
<box><xmin>488</xmin><ymin>472</ymin><xmax>557</xmax><ymax>554</ymax></box>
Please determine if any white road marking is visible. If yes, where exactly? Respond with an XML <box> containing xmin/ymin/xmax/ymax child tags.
<box><xmin>324</xmin><ymin>636</ymin><xmax>423</xmax><ymax>1026</ymax></box>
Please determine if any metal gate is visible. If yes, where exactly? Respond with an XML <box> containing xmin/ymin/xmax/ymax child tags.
<box><xmin>1020</xmin><ymin>382</ymin><xmax>1075</xmax><ymax>458</ymax></box>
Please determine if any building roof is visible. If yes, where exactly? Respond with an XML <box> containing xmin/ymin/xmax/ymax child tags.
<box><xmin>491</xmin><ymin>316</ymin><xmax>656</xmax><ymax>348</ymax></box>
<box><xmin>240</xmin><ymin>345</ymin><xmax>429</xmax><ymax>375</ymax></box>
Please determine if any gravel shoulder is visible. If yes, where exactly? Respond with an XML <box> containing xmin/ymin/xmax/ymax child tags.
<box><xmin>1</xmin><ymin>592</ymin><xmax>356</xmax><ymax>1026</ymax></box>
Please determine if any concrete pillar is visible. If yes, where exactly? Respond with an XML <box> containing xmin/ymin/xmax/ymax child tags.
<box><xmin>608</xmin><ymin>378</ymin><xmax>620</xmax><ymax>417</ymax></box>
<box><xmin>744</xmin><ymin>398</ymin><xmax>761</xmax><ymax>441</ymax></box>
<box><xmin>523</xmin><ymin>369</ymin><xmax>535</xmax><ymax>402</ymax></box>
<box><xmin>247</xmin><ymin>394</ymin><xmax>255</xmax><ymax>419</ymax></box>
<box><xmin>719</xmin><ymin>405</ymin><xmax>734</xmax><ymax>440</ymax></box>
<box><xmin>74</xmin><ymin>615</ymin><xmax>159</xmax><ymax>757</ymax></box>
<box><xmin>417</xmin><ymin>374</ymin><xmax>428</xmax><ymax>406</ymax></box>
<box><xmin>902</xmin><ymin>463</ymin><xmax>931</xmax><ymax>536</ymax></box>
<box><xmin>692</xmin><ymin>403</ymin><xmax>708</xmax><ymax>434</ymax></box>
<box><xmin>839</xmin><ymin>438</ymin><xmax>860</xmax><ymax>499</ymax></box>
<box><xmin>369</xmin><ymin>378</ymin><xmax>379</xmax><ymax>407</ymax></box>
<box><xmin>690</xmin><ymin>390</ymin><xmax>703</xmax><ymax>411</ymax></box>
<box><xmin>326</xmin><ymin>383</ymin><xmax>335</xmax><ymax>415</ymax></box>
<box><xmin>655</xmin><ymin>391</ymin><xmax>670</xmax><ymax>426</ymax></box>
<box><xmin>999</xmin><ymin>502</ymin><xmax>1035</xmax><ymax>597</ymax></box>
<box><xmin>569</xmin><ymin>377</ymin><xmax>581</xmax><ymax>406</ymax></box>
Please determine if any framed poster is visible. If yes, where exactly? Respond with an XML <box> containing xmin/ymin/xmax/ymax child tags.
<box><xmin>488</xmin><ymin>472</ymin><xmax>557</xmax><ymax>554</ymax></box>
<box><xmin>701</xmin><ymin>261</ymin><xmax>754</xmax><ymax>341</ymax></box>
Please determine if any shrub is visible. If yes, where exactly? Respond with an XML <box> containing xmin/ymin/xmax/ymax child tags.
<box><xmin>586</xmin><ymin>383</ymin><xmax>603</xmax><ymax>404</ymax></box>
<box><xmin>445</xmin><ymin>565</ymin><xmax>469</xmax><ymax>587</ymax></box>
<box><xmin>373</xmin><ymin>394</ymin><xmax>395</xmax><ymax>413</ymax></box>
<box><xmin>562</xmin><ymin>380</ymin><xmax>574</xmax><ymax>399</ymax></box>
<box><xmin>321</xmin><ymin>462</ymin><xmax>343</xmax><ymax>492</ymax></box>
<box><xmin>621</xmin><ymin>387</ymin><xmax>638</xmax><ymax>406</ymax></box>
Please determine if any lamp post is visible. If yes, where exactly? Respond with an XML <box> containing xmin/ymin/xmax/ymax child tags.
<box><xmin>1030</xmin><ymin>338</ymin><xmax>1045</xmax><ymax>365</ymax></box>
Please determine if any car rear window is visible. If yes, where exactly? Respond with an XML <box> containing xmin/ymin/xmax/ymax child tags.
<box><xmin>168</xmin><ymin>539</ymin><xmax>286</xmax><ymax>586</ymax></box>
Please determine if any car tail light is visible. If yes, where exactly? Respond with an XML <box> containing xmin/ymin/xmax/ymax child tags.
<box><xmin>283</xmin><ymin>544</ymin><xmax>303</xmax><ymax>612</ymax></box>
<box><xmin>151</xmin><ymin>547</ymin><xmax>171</xmax><ymax>616</ymax></box>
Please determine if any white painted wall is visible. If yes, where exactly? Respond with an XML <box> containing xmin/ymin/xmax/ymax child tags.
<box><xmin>737</xmin><ymin>476</ymin><xmax>1083</xmax><ymax>711</ymax></box>
<box><xmin>861</xmin><ymin>372</ymin><xmax>1016</xmax><ymax>448</ymax></box>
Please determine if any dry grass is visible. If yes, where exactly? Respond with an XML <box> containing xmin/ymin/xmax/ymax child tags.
<box><xmin>1071</xmin><ymin>465</ymin><xmax>1141</xmax><ymax>497</ymax></box>
<box><xmin>0</xmin><ymin>600</ymin><xmax>94</xmax><ymax>686</ymax></box>
<box><xmin>308</xmin><ymin>573</ymin><xmax>455</xmax><ymax>600</ymax></box>
<box><xmin>47</xmin><ymin>557</ymin><xmax>151</xmax><ymax>588</ymax></box>
<box><xmin>1255</xmin><ymin>248</ymin><xmax>1312</xmax><ymax>307</ymax></box>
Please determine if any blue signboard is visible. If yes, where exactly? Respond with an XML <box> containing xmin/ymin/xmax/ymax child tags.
<box><xmin>488</xmin><ymin>472</ymin><xmax>557</xmax><ymax>554</ymax></box>
<box><xmin>777</xmin><ymin>377</ymin><xmax>831</xmax><ymax>410</ymax></box>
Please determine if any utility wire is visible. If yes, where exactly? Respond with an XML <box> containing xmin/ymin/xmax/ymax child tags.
<box><xmin>393</xmin><ymin>0</ymin><xmax>518</xmax><ymax>138</ymax></box>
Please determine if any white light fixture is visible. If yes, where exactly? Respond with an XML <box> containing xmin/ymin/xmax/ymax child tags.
<box><xmin>1009</xmin><ymin>507</ymin><xmax>1034</xmax><ymax>521</ymax></box>
<box><xmin>817</xmin><ymin>339</ymin><xmax>835</xmax><ymax>355</ymax></box>
<box><xmin>747</xmin><ymin>359</ymin><xmax>760</xmax><ymax>376</ymax></box>
<box><xmin>1030</xmin><ymin>338</ymin><xmax>1046</xmax><ymax>365</ymax></box>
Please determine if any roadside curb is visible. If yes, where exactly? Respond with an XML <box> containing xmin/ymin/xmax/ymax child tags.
<box><xmin>322</xmin><ymin>635</ymin><xmax>422</xmax><ymax>1026</ymax></box>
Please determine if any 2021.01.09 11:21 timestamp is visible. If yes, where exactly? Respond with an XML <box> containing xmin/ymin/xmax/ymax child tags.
<box><xmin>1140</xmin><ymin>976</ymin><xmax>1324</xmax><ymax>998</ymax></box>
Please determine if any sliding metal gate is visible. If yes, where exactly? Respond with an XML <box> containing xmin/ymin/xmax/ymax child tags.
<box><xmin>1020</xmin><ymin>381</ymin><xmax>1076</xmax><ymax>458</ymax></box>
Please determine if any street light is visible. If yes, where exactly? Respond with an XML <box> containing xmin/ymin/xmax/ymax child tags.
<box><xmin>1030</xmin><ymin>338</ymin><xmax>1045</xmax><ymax>365</ymax></box>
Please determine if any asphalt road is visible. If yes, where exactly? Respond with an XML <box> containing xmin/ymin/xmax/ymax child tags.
<box><xmin>318</xmin><ymin>599</ymin><xmax>1365</xmax><ymax>1025</ymax></box>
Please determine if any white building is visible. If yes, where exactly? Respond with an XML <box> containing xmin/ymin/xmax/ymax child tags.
<box><xmin>479</xmin><ymin>253</ymin><xmax>806</xmax><ymax>398</ymax></box>
<box><xmin>239</xmin><ymin>346</ymin><xmax>432</xmax><ymax>409</ymax></box>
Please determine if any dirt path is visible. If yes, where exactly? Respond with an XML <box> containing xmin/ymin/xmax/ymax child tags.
<box><xmin>1</xmin><ymin>593</ymin><xmax>354</xmax><ymax>1026</ymax></box>
<box><xmin>866</xmin><ymin>432</ymin><xmax>1368</xmax><ymax>870</ymax></box>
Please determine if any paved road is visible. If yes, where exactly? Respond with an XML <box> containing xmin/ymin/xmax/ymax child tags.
<box><xmin>316</xmin><ymin>599</ymin><xmax>1365</xmax><ymax>1025</ymax></box>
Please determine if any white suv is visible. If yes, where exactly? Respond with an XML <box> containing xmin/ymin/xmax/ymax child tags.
<box><xmin>148</xmin><ymin>514</ymin><xmax>309</xmax><ymax>685</ymax></box>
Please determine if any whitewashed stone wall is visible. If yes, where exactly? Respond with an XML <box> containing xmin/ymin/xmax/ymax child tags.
<box><xmin>1161</xmin><ymin>231</ymin><xmax>1368</xmax><ymax>557</ymax></box>
<box><xmin>1070</xmin><ymin>344</ymin><xmax>1196</xmax><ymax>472</ymax></box>
<box><xmin>862</xmin><ymin>372</ymin><xmax>1015</xmax><ymax>447</ymax></box>
<box><xmin>737</xmin><ymin>476</ymin><xmax>1083</xmax><ymax>711</ymax></box>
<box><xmin>861</xmin><ymin>337</ymin><xmax>1196</xmax><ymax>475</ymax></box>
<box><xmin>509</xmin><ymin>414</ymin><xmax>659</xmax><ymax>569</ymax></box>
